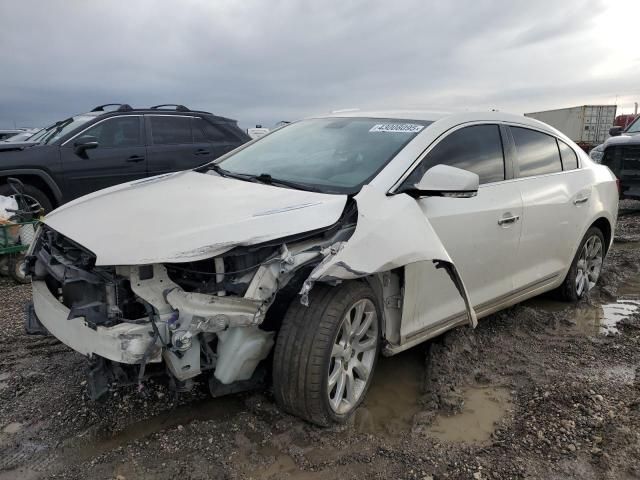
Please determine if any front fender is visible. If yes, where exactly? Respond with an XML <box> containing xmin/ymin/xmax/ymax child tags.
<box><xmin>301</xmin><ymin>186</ymin><xmax>477</xmax><ymax>328</ymax></box>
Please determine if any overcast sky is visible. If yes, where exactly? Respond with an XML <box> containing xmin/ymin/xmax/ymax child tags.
<box><xmin>1</xmin><ymin>0</ymin><xmax>639</xmax><ymax>130</ymax></box>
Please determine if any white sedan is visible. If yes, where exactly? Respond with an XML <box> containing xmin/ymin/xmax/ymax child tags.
<box><xmin>27</xmin><ymin>110</ymin><xmax>618</xmax><ymax>425</ymax></box>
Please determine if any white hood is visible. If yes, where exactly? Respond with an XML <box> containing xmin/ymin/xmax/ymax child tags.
<box><xmin>44</xmin><ymin>171</ymin><xmax>347</xmax><ymax>266</ymax></box>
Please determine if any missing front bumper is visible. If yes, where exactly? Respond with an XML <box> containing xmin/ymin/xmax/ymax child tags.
<box><xmin>32</xmin><ymin>280</ymin><xmax>163</xmax><ymax>364</ymax></box>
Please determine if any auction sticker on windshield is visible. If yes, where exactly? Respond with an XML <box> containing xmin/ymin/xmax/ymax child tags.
<box><xmin>369</xmin><ymin>123</ymin><xmax>424</xmax><ymax>133</ymax></box>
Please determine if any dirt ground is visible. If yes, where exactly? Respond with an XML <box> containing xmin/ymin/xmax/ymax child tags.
<box><xmin>1</xmin><ymin>203</ymin><xmax>640</xmax><ymax>480</ymax></box>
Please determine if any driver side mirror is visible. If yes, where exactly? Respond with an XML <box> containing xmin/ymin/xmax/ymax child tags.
<box><xmin>74</xmin><ymin>135</ymin><xmax>99</xmax><ymax>157</ymax></box>
<box><xmin>609</xmin><ymin>126</ymin><xmax>623</xmax><ymax>137</ymax></box>
<box><xmin>403</xmin><ymin>164</ymin><xmax>479</xmax><ymax>198</ymax></box>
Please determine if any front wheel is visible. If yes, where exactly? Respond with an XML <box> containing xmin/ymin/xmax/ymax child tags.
<box><xmin>272</xmin><ymin>282</ymin><xmax>381</xmax><ymax>426</ymax></box>
<box><xmin>557</xmin><ymin>227</ymin><xmax>605</xmax><ymax>302</ymax></box>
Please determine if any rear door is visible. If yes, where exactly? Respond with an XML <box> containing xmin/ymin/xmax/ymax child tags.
<box><xmin>397</xmin><ymin>124</ymin><xmax>523</xmax><ymax>340</ymax></box>
<box><xmin>60</xmin><ymin>115</ymin><xmax>146</xmax><ymax>200</ymax></box>
<box><xmin>508</xmin><ymin>126</ymin><xmax>589</xmax><ymax>291</ymax></box>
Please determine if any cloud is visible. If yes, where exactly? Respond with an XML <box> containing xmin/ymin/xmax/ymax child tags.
<box><xmin>0</xmin><ymin>0</ymin><xmax>638</xmax><ymax>129</ymax></box>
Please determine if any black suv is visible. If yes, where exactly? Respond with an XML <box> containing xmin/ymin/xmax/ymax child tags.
<box><xmin>0</xmin><ymin>104</ymin><xmax>250</xmax><ymax>212</ymax></box>
<box><xmin>596</xmin><ymin>116</ymin><xmax>640</xmax><ymax>200</ymax></box>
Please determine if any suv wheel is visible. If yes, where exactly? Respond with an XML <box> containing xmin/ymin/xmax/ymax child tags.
<box><xmin>558</xmin><ymin>227</ymin><xmax>605</xmax><ymax>301</ymax></box>
<box><xmin>272</xmin><ymin>282</ymin><xmax>381</xmax><ymax>426</ymax></box>
<box><xmin>0</xmin><ymin>183</ymin><xmax>52</xmax><ymax>215</ymax></box>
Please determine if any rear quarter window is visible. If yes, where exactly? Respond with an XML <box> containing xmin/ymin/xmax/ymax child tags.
<box><xmin>192</xmin><ymin>118</ymin><xmax>229</xmax><ymax>142</ymax></box>
<box><xmin>557</xmin><ymin>140</ymin><xmax>579</xmax><ymax>170</ymax></box>
<box><xmin>511</xmin><ymin>127</ymin><xmax>562</xmax><ymax>177</ymax></box>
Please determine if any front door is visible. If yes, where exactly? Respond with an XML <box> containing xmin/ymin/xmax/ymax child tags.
<box><xmin>397</xmin><ymin>124</ymin><xmax>522</xmax><ymax>341</ymax></box>
<box><xmin>60</xmin><ymin>115</ymin><xmax>147</xmax><ymax>201</ymax></box>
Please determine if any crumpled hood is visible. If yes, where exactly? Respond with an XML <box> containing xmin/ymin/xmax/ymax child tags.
<box><xmin>44</xmin><ymin>171</ymin><xmax>347</xmax><ymax>266</ymax></box>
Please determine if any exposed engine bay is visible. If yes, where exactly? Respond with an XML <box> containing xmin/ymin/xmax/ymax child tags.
<box><xmin>26</xmin><ymin>201</ymin><xmax>360</xmax><ymax>398</ymax></box>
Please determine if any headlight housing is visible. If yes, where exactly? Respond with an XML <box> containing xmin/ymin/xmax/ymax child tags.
<box><xmin>590</xmin><ymin>144</ymin><xmax>605</xmax><ymax>163</ymax></box>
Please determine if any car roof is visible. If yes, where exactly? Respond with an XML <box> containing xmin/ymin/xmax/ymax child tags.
<box><xmin>314</xmin><ymin>109</ymin><xmax>559</xmax><ymax>134</ymax></box>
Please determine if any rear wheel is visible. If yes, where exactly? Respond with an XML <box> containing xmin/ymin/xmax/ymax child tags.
<box><xmin>557</xmin><ymin>227</ymin><xmax>605</xmax><ymax>301</ymax></box>
<box><xmin>272</xmin><ymin>282</ymin><xmax>381</xmax><ymax>426</ymax></box>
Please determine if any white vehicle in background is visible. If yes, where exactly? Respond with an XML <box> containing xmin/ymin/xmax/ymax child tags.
<box><xmin>27</xmin><ymin>110</ymin><xmax>618</xmax><ymax>425</ymax></box>
<box><xmin>1</xmin><ymin>129</ymin><xmax>41</xmax><ymax>143</ymax></box>
<box><xmin>246</xmin><ymin>125</ymin><xmax>270</xmax><ymax>139</ymax></box>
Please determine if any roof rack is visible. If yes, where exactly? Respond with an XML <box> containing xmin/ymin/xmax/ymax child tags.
<box><xmin>91</xmin><ymin>104</ymin><xmax>133</xmax><ymax>112</ymax></box>
<box><xmin>149</xmin><ymin>104</ymin><xmax>190</xmax><ymax>112</ymax></box>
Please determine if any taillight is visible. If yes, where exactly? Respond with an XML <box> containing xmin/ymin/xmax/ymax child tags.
<box><xmin>616</xmin><ymin>178</ymin><xmax>621</xmax><ymax>196</ymax></box>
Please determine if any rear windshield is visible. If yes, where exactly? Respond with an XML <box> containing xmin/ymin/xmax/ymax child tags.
<box><xmin>218</xmin><ymin>117</ymin><xmax>431</xmax><ymax>194</ymax></box>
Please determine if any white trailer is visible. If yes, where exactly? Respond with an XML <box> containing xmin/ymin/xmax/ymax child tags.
<box><xmin>525</xmin><ymin>105</ymin><xmax>616</xmax><ymax>147</ymax></box>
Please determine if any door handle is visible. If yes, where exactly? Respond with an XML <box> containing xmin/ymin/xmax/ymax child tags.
<box><xmin>127</xmin><ymin>155</ymin><xmax>145</xmax><ymax>163</ymax></box>
<box><xmin>573</xmin><ymin>196</ymin><xmax>590</xmax><ymax>205</ymax></box>
<box><xmin>498</xmin><ymin>214</ymin><xmax>520</xmax><ymax>226</ymax></box>
<box><xmin>194</xmin><ymin>149</ymin><xmax>211</xmax><ymax>156</ymax></box>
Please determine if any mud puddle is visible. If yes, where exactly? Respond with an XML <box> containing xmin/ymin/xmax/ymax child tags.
<box><xmin>526</xmin><ymin>271</ymin><xmax>640</xmax><ymax>335</ymax></box>
<box><xmin>246</xmin><ymin>349</ymin><xmax>427</xmax><ymax>479</ymax></box>
<box><xmin>426</xmin><ymin>387</ymin><xmax>511</xmax><ymax>443</ymax></box>
<box><xmin>355</xmin><ymin>347</ymin><xmax>511</xmax><ymax>445</ymax></box>
<box><xmin>354</xmin><ymin>347</ymin><xmax>424</xmax><ymax>435</ymax></box>
<box><xmin>65</xmin><ymin>393</ymin><xmax>244</xmax><ymax>463</ymax></box>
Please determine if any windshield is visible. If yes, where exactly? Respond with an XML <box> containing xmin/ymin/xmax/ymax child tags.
<box><xmin>626</xmin><ymin>116</ymin><xmax>640</xmax><ymax>134</ymax></box>
<box><xmin>36</xmin><ymin>115</ymin><xmax>95</xmax><ymax>145</ymax></box>
<box><xmin>216</xmin><ymin>117</ymin><xmax>431</xmax><ymax>194</ymax></box>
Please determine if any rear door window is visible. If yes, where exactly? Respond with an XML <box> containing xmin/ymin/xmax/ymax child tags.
<box><xmin>511</xmin><ymin>127</ymin><xmax>562</xmax><ymax>177</ymax></box>
<box><xmin>149</xmin><ymin>116</ymin><xmax>192</xmax><ymax>145</ymax></box>
<box><xmin>405</xmin><ymin>124</ymin><xmax>505</xmax><ymax>185</ymax></box>
<box><xmin>557</xmin><ymin>140</ymin><xmax>579</xmax><ymax>170</ymax></box>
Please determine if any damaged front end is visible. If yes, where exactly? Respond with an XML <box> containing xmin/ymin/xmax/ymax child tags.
<box><xmin>26</xmin><ymin>203</ymin><xmax>358</xmax><ymax>399</ymax></box>
<box><xmin>26</xmin><ymin>186</ymin><xmax>477</xmax><ymax>400</ymax></box>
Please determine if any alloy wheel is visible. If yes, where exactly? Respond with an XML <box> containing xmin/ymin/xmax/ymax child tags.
<box><xmin>327</xmin><ymin>298</ymin><xmax>378</xmax><ymax>415</ymax></box>
<box><xmin>575</xmin><ymin>234</ymin><xmax>603</xmax><ymax>297</ymax></box>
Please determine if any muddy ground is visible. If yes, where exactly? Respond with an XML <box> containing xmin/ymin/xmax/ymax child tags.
<box><xmin>1</xmin><ymin>204</ymin><xmax>640</xmax><ymax>480</ymax></box>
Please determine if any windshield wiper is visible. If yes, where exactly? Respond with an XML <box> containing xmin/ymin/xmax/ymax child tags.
<box><xmin>250</xmin><ymin>173</ymin><xmax>323</xmax><ymax>192</ymax></box>
<box><xmin>207</xmin><ymin>163</ymin><xmax>254</xmax><ymax>181</ymax></box>
<box><xmin>206</xmin><ymin>164</ymin><xmax>323</xmax><ymax>192</ymax></box>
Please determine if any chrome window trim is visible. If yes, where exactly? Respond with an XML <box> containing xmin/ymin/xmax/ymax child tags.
<box><xmin>60</xmin><ymin>115</ymin><xmax>142</xmax><ymax>146</ymax></box>
<box><xmin>144</xmin><ymin>114</ymin><xmax>199</xmax><ymax>119</ymax></box>
<box><xmin>389</xmin><ymin>120</ymin><xmax>580</xmax><ymax>194</ymax></box>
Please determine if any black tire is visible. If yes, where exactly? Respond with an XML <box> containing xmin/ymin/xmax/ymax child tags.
<box><xmin>272</xmin><ymin>281</ymin><xmax>381</xmax><ymax>426</ymax></box>
<box><xmin>9</xmin><ymin>253</ymin><xmax>30</xmax><ymax>284</ymax></box>
<box><xmin>0</xmin><ymin>183</ymin><xmax>53</xmax><ymax>215</ymax></box>
<box><xmin>557</xmin><ymin>227</ymin><xmax>605</xmax><ymax>302</ymax></box>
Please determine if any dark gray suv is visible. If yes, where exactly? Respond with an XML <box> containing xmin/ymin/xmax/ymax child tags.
<box><xmin>0</xmin><ymin>104</ymin><xmax>250</xmax><ymax>212</ymax></box>
<box><xmin>593</xmin><ymin>116</ymin><xmax>640</xmax><ymax>200</ymax></box>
